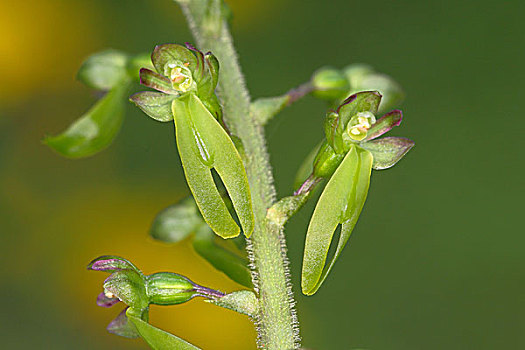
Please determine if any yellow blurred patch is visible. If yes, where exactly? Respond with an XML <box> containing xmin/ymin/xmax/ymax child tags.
<box><xmin>0</xmin><ymin>0</ymin><xmax>99</xmax><ymax>105</ymax></box>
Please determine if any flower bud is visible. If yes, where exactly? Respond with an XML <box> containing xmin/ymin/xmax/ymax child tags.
<box><xmin>343</xmin><ymin>64</ymin><xmax>404</xmax><ymax>112</ymax></box>
<box><xmin>77</xmin><ymin>50</ymin><xmax>128</xmax><ymax>91</ymax></box>
<box><xmin>311</xmin><ymin>67</ymin><xmax>350</xmax><ymax>101</ymax></box>
<box><xmin>89</xmin><ymin>255</ymin><xmax>226</xmax><ymax>339</ymax></box>
<box><xmin>147</xmin><ymin>272</ymin><xmax>199</xmax><ymax>305</ymax></box>
<box><xmin>342</xmin><ymin>64</ymin><xmax>374</xmax><ymax>90</ymax></box>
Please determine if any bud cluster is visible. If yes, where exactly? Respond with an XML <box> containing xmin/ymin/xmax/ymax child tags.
<box><xmin>311</xmin><ymin>64</ymin><xmax>404</xmax><ymax>113</ymax></box>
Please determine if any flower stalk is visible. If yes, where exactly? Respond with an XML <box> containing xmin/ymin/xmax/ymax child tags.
<box><xmin>176</xmin><ymin>1</ymin><xmax>300</xmax><ymax>348</ymax></box>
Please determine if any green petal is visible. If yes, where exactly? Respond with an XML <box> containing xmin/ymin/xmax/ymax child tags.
<box><xmin>130</xmin><ymin>91</ymin><xmax>177</xmax><ymax>122</ymax></box>
<box><xmin>44</xmin><ymin>81</ymin><xmax>129</xmax><ymax>158</ymax></box>
<box><xmin>302</xmin><ymin>146</ymin><xmax>373</xmax><ymax>295</ymax></box>
<box><xmin>204</xmin><ymin>52</ymin><xmax>219</xmax><ymax>91</ymax></box>
<box><xmin>337</xmin><ymin>91</ymin><xmax>382</xmax><ymax>127</ymax></box>
<box><xmin>172</xmin><ymin>94</ymin><xmax>254</xmax><ymax>238</ymax></box>
<box><xmin>360</xmin><ymin>136</ymin><xmax>414</xmax><ymax>170</ymax></box>
<box><xmin>127</xmin><ymin>310</ymin><xmax>201</xmax><ymax>350</ymax></box>
<box><xmin>193</xmin><ymin>225</ymin><xmax>253</xmax><ymax>288</ymax></box>
<box><xmin>139</xmin><ymin>68</ymin><xmax>180</xmax><ymax>95</ymax></box>
<box><xmin>103</xmin><ymin>270</ymin><xmax>148</xmax><ymax>311</ymax></box>
<box><xmin>151</xmin><ymin>44</ymin><xmax>197</xmax><ymax>78</ymax></box>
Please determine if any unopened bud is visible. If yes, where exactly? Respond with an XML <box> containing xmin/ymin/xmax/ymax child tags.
<box><xmin>311</xmin><ymin>67</ymin><xmax>350</xmax><ymax>101</ymax></box>
<box><xmin>147</xmin><ymin>272</ymin><xmax>198</xmax><ymax>305</ymax></box>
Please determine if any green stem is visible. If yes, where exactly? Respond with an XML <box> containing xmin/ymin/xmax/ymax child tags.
<box><xmin>176</xmin><ymin>1</ymin><xmax>299</xmax><ymax>349</ymax></box>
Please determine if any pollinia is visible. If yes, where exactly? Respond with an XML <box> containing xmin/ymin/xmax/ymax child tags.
<box><xmin>45</xmin><ymin>1</ymin><xmax>414</xmax><ymax>349</ymax></box>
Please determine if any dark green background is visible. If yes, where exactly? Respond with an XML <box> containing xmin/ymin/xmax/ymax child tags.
<box><xmin>2</xmin><ymin>0</ymin><xmax>523</xmax><ymax>349</ymax></box>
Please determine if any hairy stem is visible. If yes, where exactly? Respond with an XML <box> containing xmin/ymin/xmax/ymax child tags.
<box><xmin>176</xmin><ymin>1</ymin><xmax>299</xmax><ymax>349</ymax></box>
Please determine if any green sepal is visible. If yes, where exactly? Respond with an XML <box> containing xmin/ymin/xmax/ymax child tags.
<box><xmin>208</xmin><ymin>290</ymin><xmax>258</xmax><ymax>318</ymax></box>
<box><xmin>172</xmin><ymin>94</ymin><xmax>254</xmax><ymax>238</ymax></box>
<box><xmin>130</xmin><ymin>91</ymin><xmax>178</xmax><ymax>122</ymax></box>
<box><xmin>151</xmin><ymin>44</ymin><xmax>198</xmax><ymax>81</ymax></box>
<box><xmin>149</xmin><ymin>198</ymin><xmax>204</xmax><ymax>243</ymax></box>
<box><xmin>359</xmin><ymin>136</ymin><xmax>414</xmax><ymax>170</ymax></box>
<box><xmin>336</xmin><ymin>91</ymin><xmax>381</xmax><ymax>127</ymax></box>
<box><xmin>103</xmin><ymin>270</ymin><xmax>149</xmax><ymax>311</ymax></box>
<box><xmin>87</xmin><ymin>255</ymin><xmax>142</xmax><ymax>274</ymax></box>
<box><xmin>139</xmin><ymin>68</ymin><xmax>180</xmax><ymax>95</ymax></box>
<box><xmin>201</xmin><ymin>93</ymin><xmax>222</xmax><ymax>121</ymax></box>
<box><xmin>77</xmin><ymin>50</ymin><xmax>128</xmax><ymax>91</ymax></box>
<box><xmin>193</xmin><ymin>225</ymin><xmax>253</xmax><ymax>288</ymax></box>
<box><xmin>126</xmin><ymin>310</ymin><xmax>201</xmax><ymax>350</ymax></box>
<box><xmin>324</xmin><ymin>111</ymin><xmax>345</xmax><ymax>154</ymax></box>
<box><xmin>204</xmin><ymin>52</ymin><xmax>219</xmax><ymax>92</ymax></box>
<box><xmin>44</xmin><ymin>80</ymin><xmax>129</xmax><ymax>158</ymax></box>
<box><xmin>302</xmin><ymin>146</ymin><xmax>373</xmax><ymax>295</ymax></box>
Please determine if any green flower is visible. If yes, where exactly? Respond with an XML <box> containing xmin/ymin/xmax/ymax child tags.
<box><xmin>88</xmin><ymin>256</ymin><xmax>224</xmax><ymax>338</ymax></box>
<box><xmin>301</xmin><ymin>91</ymin><xmax>414</xmax><ymax>295</ymax></box>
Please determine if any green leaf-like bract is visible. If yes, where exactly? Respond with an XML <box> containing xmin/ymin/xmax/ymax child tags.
<box><xmin>172</xmin><ymin>94</ymin><xmax>254</xmax><ymax>238</ymax></box>
<box><xmin>127</xmin><ymin>310</ymin><xmax>200</xmax><ymax>350</ymax></box>
<box><xmin>44</xmin><ymin>80</ymin><xmax>129</xmax><ymax>158</ymax></box>
<box><xmin>193</xmin><ymin>225</ymin><xmax>253</xmax><ymax>288</ymax></box>
<box><xmin>149</xmin><ymin>198</ymin><xmax>203</xmax><ymax>243</ymax></box>
<box><xmin>209</xmin><ymin>290</ymin><xmax>258</xmax><ymax>318</ymax></box>
<box><xmin>302</xmin><ymin>145</ymin><xmax>373</xmax><ymax>295</ymax></box>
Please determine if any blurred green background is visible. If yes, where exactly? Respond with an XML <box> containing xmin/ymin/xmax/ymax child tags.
<box><xmin>1</xmin><ymin>0</ymin><xmax>523</xmax><ymax>349</ymax></box>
